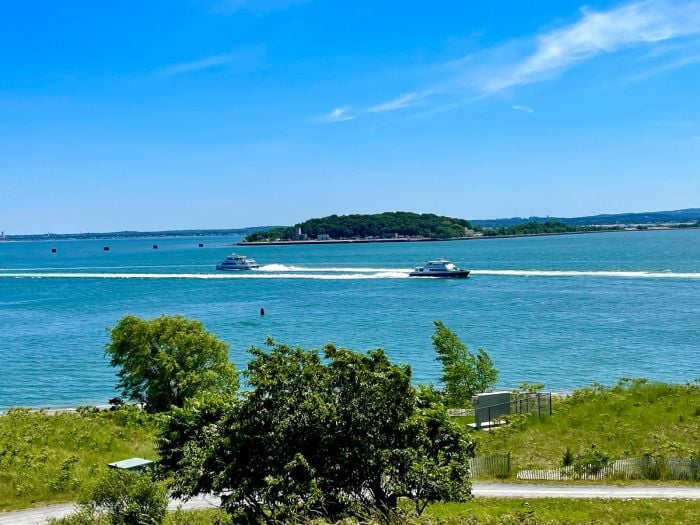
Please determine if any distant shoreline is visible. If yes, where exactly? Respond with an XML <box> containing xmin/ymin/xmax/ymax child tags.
<box><xmin>0</xmin><ymin>234</ymin><xmax>242</xmax><ymax>243</ymax></box>
<box><xmin>237</xmin><ymin>227</ymin><xmax>698</xmax><ymax>246</ymax></box>
<box><xmin>2</xmin><ymin>226</ymin><xmax>696</xmax><ymax>245</ymax></box>
<box><xmin>0</xmin><ymin>228</ymin><xmax>273</xmax><ymax>242</ymax></box>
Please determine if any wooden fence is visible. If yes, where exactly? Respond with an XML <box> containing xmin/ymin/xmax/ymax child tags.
<box><xmin>517</xmin><ymin>456</ymin><xmax>700</xmax><ymax>481</ymax></box>
<box><xmin>468</xmin><ymin>453</ymin><xmax>511</xmax><ymax>478</ymax></box>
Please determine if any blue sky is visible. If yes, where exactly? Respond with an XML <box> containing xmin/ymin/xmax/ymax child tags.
<box><xmin>1</xmin><ymin>0</ymin><xmax>699</xmax><ymax>233</ymax></box>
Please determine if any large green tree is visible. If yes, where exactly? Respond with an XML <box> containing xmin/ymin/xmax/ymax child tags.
<box><xmin>159</xmin><ymin>338</ymin><xmax>474</xmax><ymax>523</ymax></box>
<box><xmin>432</xmin><ymin>321</ymin><xmax>498</xmax><ymax>408</ymax></box>
<box><xmin>105</xmin><ymin>315</ymin><xmax>238</xmax><ymax>413</ymax></box>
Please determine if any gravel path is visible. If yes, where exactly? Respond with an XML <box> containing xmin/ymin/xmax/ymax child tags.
<box><xmin>2</xmin><ymin>483</ymin><xmax>699</xmax><ymax>524</ymax></box>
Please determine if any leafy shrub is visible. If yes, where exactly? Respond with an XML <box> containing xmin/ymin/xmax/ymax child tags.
<box><xmin>88</xmin><ymin>469</ymin><xmax>167</xmax><ymax>524</ymax></box>
<box><xmin>54</xmin><ymin>469</ymin><xmax>167</xmax><ymax>525</ymax></box>
<box><xmin>572</xmin><ymin>445</ymin><xmax>610</xmax><ymax>477</ymax></box>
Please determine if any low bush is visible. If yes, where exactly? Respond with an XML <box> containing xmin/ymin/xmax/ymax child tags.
<box><xmin>50</xmin><ymin>469</ymin><xmax>167</xmax><ymax>525</ymax></box>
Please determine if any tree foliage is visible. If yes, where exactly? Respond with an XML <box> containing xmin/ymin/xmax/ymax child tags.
<box><xmin>432</xmin><ymin>321</ymin><xmax>498</xmax><ymax>408</ymax></box>
<box><xmin>244</xmin><ymin>212</ymin><xmax>472</xmax><ymax>241</ymax></box>
<box><xmin>105</xmin><ymin>315</ymin><xmax>238</xmax><ymax>413</ymax></box>
<box><xmin>480</xmin><ymin>220</ymin><xmax>603</xmax><ymax>237</ymax></box>
<box><xmin>159</xmin><ymin>339</ymin><xmax>474</xmax><ymax>523</ymax></box>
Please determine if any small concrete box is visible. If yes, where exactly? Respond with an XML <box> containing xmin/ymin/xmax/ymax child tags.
<box><xmin>108</xmin><ymin>457</ymin><xmax>155</xmax><ymax>473</ymax></box>
<box><xmin>472</xmin><ymin>391</ymin><xmax>511</xmax><ymax>429</ymax></box>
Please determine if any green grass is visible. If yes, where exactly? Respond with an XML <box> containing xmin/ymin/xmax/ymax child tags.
<box><xmin>0</xmin><ymin>407</ymin><xmax>158</xmax><ymax>511</ymax></box>
<box><xmin>144</xmin><ymin>500</ymin><xmax>700</xmax><ymax>525</ymax></box>
<box><xmin>50</xmin><ymin>508</ymin><xmax>232</xmax><ymax>525</ymax></box>
<box><xmin>473</xmin><ymin>379</ymin><xmax>700</xmax><ymax>473</ymax></box>
<box><xmin>426</xmin><ymin>498</ymin><xmax>700</xmax><ymax>524</ymax></box>
<box><xmin>55</xmin><ymin>500</ymin><xmax>698</xmax><ymax>525</ymax></box>
<box><xmin>165</xmin><ymin>509</ymin><xmax>230</xmax><ymax>525</ymax></box>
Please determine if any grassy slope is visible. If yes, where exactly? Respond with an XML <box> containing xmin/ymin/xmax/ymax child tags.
<box><xmin>0</xmin><ymin>407</ymin><xmax>157</xmax><ymax>511</ymax></box>
<box><xmin>473</xmin><ymin>380</ymin><xmax>700</xmax><ymax>471</ymax></box>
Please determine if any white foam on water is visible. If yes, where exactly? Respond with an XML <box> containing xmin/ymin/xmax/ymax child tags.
<box><xmin>0</xmin><ymin>268</ymin><xmax>698</xmax><ymax>280</ymax></box>
<box><xmin>0</xmin><ymin>271</ymin><xmax>411</xmax><ymax>280</ymax></box>
<box><xmin>257</xmin><ymin>264</ymin><xmax>411</xmax><ymax>273</ymax></box>
<box><xmin>470</xmin><ymin>269</ymin><xmax>700</xmax><ymax>279</ymax></box>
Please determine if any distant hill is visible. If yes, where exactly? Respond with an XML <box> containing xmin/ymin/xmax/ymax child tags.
<box><xmin>3</xmin><ymin>226</ymin><xmax>277</xmax><ymax>241</ymax></box>
<box><xmin>471</xmin><ymin>208</ymin><xmax>700</xmax><ymax>228</ymax></box>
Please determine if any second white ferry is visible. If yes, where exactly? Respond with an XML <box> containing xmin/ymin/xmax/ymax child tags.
<box><xmin>216</xmin><ymin>253</ymin><xmax>260</xmax><ymax>271</ymax></box>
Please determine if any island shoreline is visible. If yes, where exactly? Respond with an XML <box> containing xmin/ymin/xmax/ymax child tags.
<box><xmin>236</xmin><ymin>227</ymin><xmax>699</xmax><ymax>246</ymax></box>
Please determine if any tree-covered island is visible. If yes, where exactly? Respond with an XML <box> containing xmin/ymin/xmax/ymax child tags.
<box><xmin>242</xmin><ymin>212</ymin><xmax>625</xmax><ymax>243</ymax></box>
<box><xmin>243</xmin><ymin>212</ymin><xmax>474</xmax><ymax>242</ymax></box>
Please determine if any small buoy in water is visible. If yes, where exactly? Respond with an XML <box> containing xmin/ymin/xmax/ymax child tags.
<box><xmin>51</xmin><ymin>248</ymin><xmax>57</xmax><ymax>253</ymax></box>
<box><xmin>103</xmin><ymin>246</ymin><xmax>110</xmax><ymax>251</ymax></box>
<box><xmin>260</xmin><ymin>307</ymin><xmax>265</xmax><ymax>316</ymax></box>
<box><xmin>152</xmin><ymin>244</ymin><xmax>158</xmax><ymax>250</ymax></box>
<box><xmin>198</xmin><ymin>243</ymin><xmax>204</xmax><ymax>248</ymax></box>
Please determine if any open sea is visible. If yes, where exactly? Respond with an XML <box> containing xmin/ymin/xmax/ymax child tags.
<box><xmin>1</xmin><ymin>229</ymin><xmax>699</xmax><ymax>409</ymax></box>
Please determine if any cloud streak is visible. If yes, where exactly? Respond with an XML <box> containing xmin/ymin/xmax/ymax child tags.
<box><xmin>157</xmin><ymin>53</ymin><xmax>236</xmax><ymax>76</ymax></box>
<box><xmin>210</xmin><ymin>0</ymin><xmax>309</xmax><ymax>15</ymax></box>
<box><xmin>482</xmin><ymin>0</ymin><xmax>700</xmax><ymax>93</ymax></box>
<box><xmin>156</xmin><ymin>45</ymin><xmax>266</xmax><ymax>76</ymax></box>
<box><xmin>367</xmin><ymin>91</ymin><xmax>435</xmax><ymax>113</ymax></box>
<box><xmin>322</xmin><ymin>0</ymin><xmax>700</xmax><ymax>121</ymax></box>
<box><xmin>317</xmin><ymin>107</ymin><xmax>355</xmax><ymax>123</ymax></box>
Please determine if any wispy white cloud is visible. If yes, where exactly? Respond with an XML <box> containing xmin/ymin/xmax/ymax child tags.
<box><xmin>482</xmin><ymin>0</ymin><xmax>700</xmax><ymax>93</ymax></box>
<box><xmin>157</xmin><ymin>53</ymin><xmax>236</xmax><ymax>76</ymax></box>
<box><xmin>210</xmin><ymin>0</ymin><xmax>309</xmax><ymax>15</ymax></box>
<box><xmin>317</xmin><ymin>107</ymin><xmax>355</xmax><ymax>123</ymax></box>
<box><xmin>627</xmin><ymin>50</ymin><xmax>700</xmax><ymax>81</ymax></box>
<box><xmin>156</xmin><ymin>45</ymin><xmax>266</xmax><ymax>76</ymax></box>
<box><xmin>322</xmin><ymin>0</ymin><xmax>700</xmax><ymax>121</ymax></box>
<box><xmin>367</xmin><ymin>91</ymin><xmax>434</xmax><ymax>113</ymax></box>
<box><xmin>512</xmin><ymin>105</ymin><xmax>535</xmax><ymax>113</ymax></box>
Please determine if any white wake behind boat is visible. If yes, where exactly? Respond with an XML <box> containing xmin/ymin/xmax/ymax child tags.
<box><xmin>409</xmin><ymin>259</ymin><xmax>470</xmax><ymax>278</ymax></box>
<box><xmin>216</xmin><ymin>253</ymin><xmax>260</xmax><ymax>271</ymax></box>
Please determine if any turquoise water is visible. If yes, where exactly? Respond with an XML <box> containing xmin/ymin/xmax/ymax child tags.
<box><xmin>1</xmin><ymin>230</ymin><xmax>699</xmax><ymax>409</ymax></box>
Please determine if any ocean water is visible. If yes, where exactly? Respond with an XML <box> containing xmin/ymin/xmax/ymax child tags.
<box><xmin>0</xmin><ymin>229</ymin><xmax>699</xmax><ymax>409</ymax></box>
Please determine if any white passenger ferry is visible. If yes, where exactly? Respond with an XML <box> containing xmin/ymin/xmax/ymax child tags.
<box><xmin>216</xmin><ymin>253</ymin><xmax>260</xmax><ymax>271</ymax></box>
<box><xmin>409</xmin><ymin>259</ymin><xmax>470</xmax><ymax>278</ymax></box>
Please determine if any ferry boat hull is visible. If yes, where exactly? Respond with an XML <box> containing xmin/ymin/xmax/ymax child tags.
<box><xmin>216</xmin><ymin>264</ymin><xmax>259</xmax><ymax>271</ymax></box>
<box><xmin>409</xmin><ymin>270</ymin><xmax>470</xmax><ymax>278</ymax></box>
